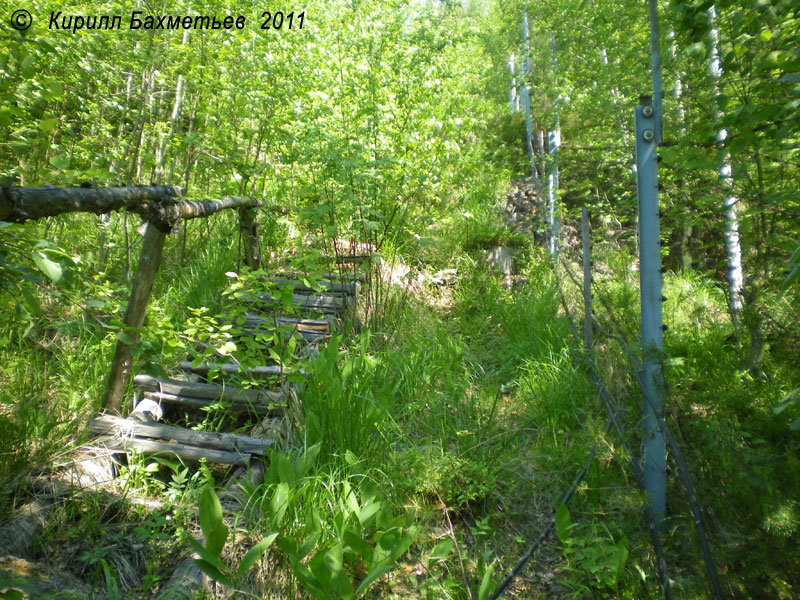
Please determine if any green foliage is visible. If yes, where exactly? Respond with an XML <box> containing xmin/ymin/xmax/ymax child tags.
<box><xmin>192</xmin><ymin>484</ymin><xmax>278</xmax><ymax>591</ymax></box>
<box><xmin>299</xmin><ymin>331</ymin><xmax>393</xmax><ymax>465</ymax></box>
<box><xmin>555</xmin><ymin>504</ymin><xmax>630</xmax><ymax>597</ymax></box>
<box><xmin>773</xmin><ymin>389</ymin><xmax>800</xmax><ymax>431</ymax></box>
<box><xmin>241</xmin><ymin>443</ymin><xmax>417</xmax><ymax>599</ymax></box>
<box><xmin>0</xmin><ymin>570</ymin><xmax>38</xmax><ymax>599</ymax></box>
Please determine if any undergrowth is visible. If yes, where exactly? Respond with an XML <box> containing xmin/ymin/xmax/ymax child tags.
<box><xmin>1</xmin><ymin>194</ymin><xmax>799</xmax><ymax>599</ymax></box>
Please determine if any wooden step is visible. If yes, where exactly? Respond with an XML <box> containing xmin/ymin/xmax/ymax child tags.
<box><xmin>251</xmin><ymin>291</ymin><xmax>352</xmax><ymax>315</ymax></box>
<box><xmin>221</xmin><ymin>314</ymin><xmax>332</xmax><ymax>341</ymax></box>
<box><xmin>270</xmin><ymin>271</ymin><xmax>366</xmax><ymax>283</ymax></box>
<box><xmin>179</xmin><ymin>361</ymin><xmax>305</xmax><ymax>379</ymax></box>
<box><xmin>133</xmin><ymin>374</ymin><xmax>287</xmax><ymax>415</ymax></box>
<box><xmin>89</xmin><ymin>415</ymin><xmax>273</xmax><ymax>465</ymax></box>
<box><xmin>332</xmin><ymin>254</ymin><xmax>371</xmax><ymax>265</ymax></box>
<box><xmin>267</xmin><ymin>278</ymin><xmax>361</xmax><ymax>295</ymax></box>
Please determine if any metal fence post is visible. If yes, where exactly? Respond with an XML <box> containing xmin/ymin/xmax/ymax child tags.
<box><xmin>635</xmin><ymin>95</ymin><xmax>666</xmax><ymax>528</ymax></box>
<box><xmin>581</xmin><ymin>206</ymin><xmax>593</xmax><ymax>352</ymax></box>
<box><xmin>521</xmin><ymin>13</ymin><xmax>537</xmax><ymax>179</ymax></box>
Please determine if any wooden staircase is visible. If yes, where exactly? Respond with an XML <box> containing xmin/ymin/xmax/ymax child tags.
<box><xmin>87</xmin><ymin>269</ymin><xmax>365</xmax><ymax>468</ymax></box>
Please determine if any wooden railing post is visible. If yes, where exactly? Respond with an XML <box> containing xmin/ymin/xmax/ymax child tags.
<box><xmin>238</xmin><ymin>207</ymin><xmax>261</xmax><ymax>270</ymax></box>
<box><xmin>103</xmin><ymin>222</ymin><xmax>167</xmax><ymax>413</ymax></box>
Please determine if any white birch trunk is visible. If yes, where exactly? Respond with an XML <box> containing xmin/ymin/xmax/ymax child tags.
<box><xmin>708</xmin><ymin>5</ymin><xmax>744</xmax><ymax>346</ymax></box>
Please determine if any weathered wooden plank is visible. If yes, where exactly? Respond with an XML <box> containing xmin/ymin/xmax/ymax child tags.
<box><xmin>133</xmin><ymin>374</ymin><xmax>286</xmax><ymax>405</ymax></box>
<box><xmin>221</xmin><ymin>314</ymin><xmax>331</xmax><ymax>341</ymax></box>
<box><xmin>104</xmin><ymin>223</ymin><xmax>166</xmax><ymax>413</ymax></box>
<box><xmin>333</xmin><ymin>254</ymin><xmax>372</xmax><ymax>264</ymax></box>
<box><xmin>267</xmin><ymin>278</ymin><xmax>361</xmax><ymax>295</ymax></box>
<box><xmin>251</xmin><ymin>292</ymin><xmax>350</xmax><ymax>314</ymax></box>
<box><xmin>89</xmin><ymin>415</ymin><xmax>273</xmax><ymax>455</ymax></box>
<box><xmin>179</xmin><ymin>361</ymin><xmax>303</xmax><ymax>378</ymax></box>
<box><xmin>93</xmin><ymin>434</ymin><xmax>249</xmax><ymax>465</ymax></box>
<box><xmin>0</xmin><ymin>185</ymin><xmax>185</xmax><ymax>223</ymax></box>
<box><xmin>141</xmin><ymin>391</ymin><xmax>281</xmax><ymax>416</ymax></box>
<box><xmin>271</xmin><ymin>271</ymin><xmax>366</xmax><ymax>283</ymax></box>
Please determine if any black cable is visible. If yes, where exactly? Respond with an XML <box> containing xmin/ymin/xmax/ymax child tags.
<box><xmin>558</xmin><ymin>254</ymin><xmax>726</xmax><ymax>600</ymax></box>
<box><xmin>552</xmin><ymin>262</ymin><xmax>673</xmax><ymax>600</ymax></box>
<box><xmin>488</xmin><ymin>419</ymin><xmax>612</xmax><ymax>600</ymax></box>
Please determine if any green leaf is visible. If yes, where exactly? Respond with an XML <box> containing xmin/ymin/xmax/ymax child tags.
<box><xmin>194</xmin><ymin>559</ymin><xmax>235</xmax><ymax>588</ymax></box>
<box><xmin>270</xmin><ymin>482</ymin><xmax>290</xmax><ymax>530</ymax></box>
<box><xmin>21</xmin><ymin>55</ymin><xmax>35</xmax><ymax>76</ymax></box>
<box><xmin>32</xmin><ymin>252</ymin><xmax>62</xmax><ymax>282</ymax></box>
<box><xmin>555</xmin><ymin>504</ymin><xmax>572</xmax><ymax>542</ymax></box>
<box><xmin>288</xmin><ymin>555</ymin><xmax>329</xmax><ymax>599</ymax></box>
<box><xmin>236</xmin><ymin>532</ymin><xmax>279</xmax><ymax>580</ymax></box>
<box><xmin>343</xmin><ymin>528</ymin><xmax>374</xmax><ymax>562</ymax></box>
<box><xmin>615</xmin><ymin>536</ymin><xmax>630</xmax><ymax>583</ymax></box>
<box><xmin>45</xmin><ymin>80</ymin><xmax>64</xmax><ymax>99</ymax></box>
<box><xmin>39</xmin><ymin>117</ymin><xmax>58</xmax><ymax>132</ymax></box>
<box><xmin>309</xmin><ymin>551</ymin><xmax>332</xmax><ymax>586</ymax></box>
<box><xmin>294</xmin><ymin>442</ymin><xmax>321</xmax><ymax>477</ymax></box>
<box><xmin>774</xmin><ymin>389</ymin><xmax>800</xmax><ymax>415</ymax></box>
<box><xmin>326</xmin><ymin>544</ymin><xmax>355</xmax><ymax>600</ymax></box>
<box><xmin>49</xmin><ymin>155</ymin><xmax>70</xmax><ymax>170</ymax></box>
<box><xmin>276</xmin><ymin>452</ymin><xmax>295</xmax><ymax>487</ymax></box>
<box><xmin>478</xmin><ymin>558</ymin><xmax>496</xmax><ymax>600</ymax></box>
<box><xmin>188</xmin><ymin>537</ymin><xmax>229</xmax><ymax>574</ymax></box>
<box><xmin>355</xmin><ymin>564</ymin><xmax>392</xmax><ymax>596</ymax></box>
<box><xmin>199</xmin><ymin>485</ymin><xmax>223</xmax><ymax>541</ymax></box>
<box><xmin>205</xmin><ymin>522</ymin><xmax>229</xmax><ymax>558</ymax></box>
<box><xmin>116</xmin><ymin>331</ymin><xmax>136</xmax><ymax>345</ymax></box>
<box><xmin>429</xmin><ymin>538</ymin><xmax>455</xmax><ymax>561</ymax></box>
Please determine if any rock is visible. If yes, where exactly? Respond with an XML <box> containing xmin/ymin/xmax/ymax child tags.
<box><xmin>487</xmin><ymin>246</ymin><xmax>517</xmax><ymax>276</ymax></box>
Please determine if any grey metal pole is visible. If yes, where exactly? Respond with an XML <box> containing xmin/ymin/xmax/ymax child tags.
<box><xmin>581</xmin><ymin>206</ymin><xmax>593</xmax><ymax>352</ymax></box>
<box><xmin>635</xmin><ymin>96</ymin><xmax>666</xmax><ymax>528</ymax></box>
<box><xmin>521</xmin><ymin>13</ymin><xmax>536</xmax><ymax>178</ymax></box>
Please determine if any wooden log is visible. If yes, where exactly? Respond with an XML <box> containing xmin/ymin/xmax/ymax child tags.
<box><xmin>104</xmin><ymin>223</ymin><xmax>166</xmax><ymax>412</ymax></box>
<box><xmin>333</xmin><ymin>254</ymin><xmax>372</xmax><ymax>264</ymax></box>
<box><xmin>0</xmin><ymin>499</ymin><xmax>51</xmax><ymax>558</ymax></box>
<box><xmin>161</xmin><ymin>558</ymin><xmax>206</xmax><ymax>599</ymax></box>
<box><xmin>92</xmin><ymin>435</ymin><xmax>250</xmax><ymax>466</ymax></box>
<box><xmin>141</xmin><ymin>391</ymin><xmax>279</xmax><ymax>416</ymax></box>
<box><xmin>251</xmin><ymin>292</ymin><xmax>350</xmax><ymax>314</ymax></box>
<box><xmin>238</xmin><ymin>207</ymin><xmax>261</xmax><ymax>270</ymax></box>
<box><xmin>133</xmin><ymin>374</ymin><xmax>286</xmax><ymax>407</ymax></box>
<box><xmin>270</xmin><ymin>271</ymin><xmax>366</xmax><ymax>283</ymax></box>
<box><xmin>0</xmin><ymin>185</ymin><xmax>185</xmax><ymax>223</ymax></box>
<box><xmin>179</xmin><ymin>361</ymin><xmax>304</xmax><ymax>378</ymax></box>
<box><xmin>267</xmin><ymin>278</ymin><xmax>361</xmax><ymax>295</ymax></box>
<box><xmin>153</xmin><ymin>196</ymin><xmax>261</xmax><ymax>224</ymax></box>
<box><xmin>221</xmin><ymin>314</ymin><xmax>331</xmax><ymax>341</ymax></box>
<box><xmin>89</xmin><ymin>415</ymin><xmax>273</xmax><ymax>456</ymax></box>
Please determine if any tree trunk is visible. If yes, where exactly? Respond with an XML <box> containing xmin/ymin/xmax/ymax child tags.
<box><xmin>708</xmin><ymin>5</ymin><xmax>745</xmax><ymax>352</ymax></box>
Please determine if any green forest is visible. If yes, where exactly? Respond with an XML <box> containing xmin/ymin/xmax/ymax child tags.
<box><xmin>1</xmin><ymin>0</ymin><xmax>798</xmax><ymax>598</ymax></box>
